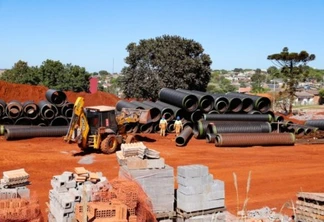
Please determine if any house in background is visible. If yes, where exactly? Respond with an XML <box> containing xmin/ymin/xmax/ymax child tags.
<box><xmin>294</xmin><ymin>91</ymin><xmax>315</xmax><ymax>105</ymax></box>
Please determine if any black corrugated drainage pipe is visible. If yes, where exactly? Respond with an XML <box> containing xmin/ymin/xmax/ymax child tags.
<box><xmin>248</xmin><ymin>110</ymin><xmax>262</xmax><ymax>114</ymax></box>
<box><xmin>139</xmin><ymin>122</ymin><xmax>153</xmax><ymax>133</ymax></box>
<box><xmin>5</xmin><ymin>100</ymin><xmax>23</xmax><ymax>119</ymax></box>
<box><xmin>33</xmin><ymin>117</ymin><xmax>49</xmax><ymax>126</ymax></box>
<box><xmin>207</xmin><ymin>121</ymin><xmax>272</xmax><ymax>134</ymax></box>
<box><xmin>182</xmin><ymin>119</ymin><xmax>193</xmax><ymax>129</ymax></box>
<box><xmin>215</xmin><ymin>132</ymin><xmax>295</xmax><ymax>147</ymax></box>
<box><xmin>45</xmin><ymin>89</ymin><xmax>67</xmax><ymax>107</ymax></box>
<box><xmin>167</xmin><ymin>120</ymin><xmax>175</xmax><ymax>133</ymax></box>
<box><xmin>210</xmin><ymin>93</ymin><xmax>230</xmax><ymax>113</ymax></box>
<box><xmin>155</xmin><ymin>100</ymin><xmax>186</xmax><ymax>120</ymax></box>
<box><xmin>4</xmin><ymin>126</ymin><xmax>68</xmax><ymax>140</ymax></box>
<box><xmin>224</xmin><ymin>95</ymin><xmax>243</xmax><ymax>113</ymax></box>
<box><xmin>130</xmin><ymin>101</ymin><xmax>161</xmax><ymax>123</ymax></box>
<box><xmin>143</xmin><ymin>100</ymin><xmax>174</xmax><ymax>121</ymax></box>
<box><xmin>270</xmin><ymin>122</ymin><xmax>286</xmax><ymax>133</ymax></box>
<box><xmin>304</xmin><ymin>119</ymin><xmax>324</xmax><ymax>130</ymax></box>
<box><xmin>38</xmin><ymin>100</ymin><xmax>58</xmax><ymax>120</ymax></box>
<box><xmin>14</xmin><ymin>117</ymin><xmax>33</xmax><ymax>125</ymax></box>
<box><xmin>203</xmin><ymin>113</ymin><xmax>273</xmax><ymax>122</ymax></box>
<box><xmin>287</xmin><ymin>125</ymin><xmax>305</xmax><ymax>135</ymax></box>
<box><xmin>158</xmin><ymin>88</ymin><xmax>198</xmax><ymax>112</ymax></box>
<box><xmin>0</xmin><ymin>99</ymin><xmax>6</xmax><ymax>117</ymax></box>
<box><xmin>0</xmin><ymin>116</ymin><xmax>14</xmax><ymax>125</ymax></box>
<box><xmin>116</xmin><ymin>100</ymin><xmax>144</xmax><ymax>111</ymax></box>
<box><xmin>208</xmin><ymin>110</ymin><xmax>219</xmax><ymax>114</ymax></box>
<box><xmin>1</xmin><ymin>125</ymin><xmax>43</xmax><ymax>135</ymax></box>
<box><xmin>193</xmin><ymin>120</ymin><xmax>210</xmax><ymax>139</ymax></box>
<box><xmin>61</xmin><ymin>102</ymin><xmax>74</xmax><ymax>118</ymax></box>
<box><xmin>176</xmin><ymin>89</ymin><xmax>214</xmax><ymax>113</ymax></box>
<box><xmin>206</xmin><ymin>133</ymin><xmax>216</xmax><ymax>143</ymax></box>
<box><xmin>153</xmin><ymin>122</ymin><xmax>160</xmax><ymax>133</ymax></box>
<box><xmin>184</xmin><ymin>109</ymin><xmax>203</xmax><ymax>123</ymax></box>
<box><xmin>175</xmin><ymin>126</ymin><xmax>193</xmax><ymax>147</ymax></box>
<box><xmin>227</xmin><ymin>92</ymin><xmax>271</xmax><ymax>113</ymax></box>
<box><xmin>275</xmin><ymin>115</ymin><xmax>284</xmax><ymax>122</ymax></box>
<box><xmin>22</xmin><ymin>101</ymin><xmax>39</xmax><ymax>119</ymax></box>
<box><xmin>50</xmin><ymin>116</ymin><xmax>70</xmax><ymax>126</ymax></box>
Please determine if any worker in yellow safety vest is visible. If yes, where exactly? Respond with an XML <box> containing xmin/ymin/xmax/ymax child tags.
<box><xmin>159</xmin><ymin>116</ymin><xmax>168</xmax><ymax>136</ymax></box>
<box><xmin>173</xmin><ymin>116</ymin><xmax>183</xmax><ymax>136</ymax></box>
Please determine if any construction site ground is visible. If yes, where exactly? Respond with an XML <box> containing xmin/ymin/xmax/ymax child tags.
<box><xmin>1</xmin><ymin>133</ymin><xmax>324</xmax><ymax>220</ymax></box>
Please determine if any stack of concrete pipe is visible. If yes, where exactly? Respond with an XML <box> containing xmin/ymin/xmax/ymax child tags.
<box><xmin>0</xmin><ymin>89</ymin><xmax>72</xmax><ymax>140</ymax></box>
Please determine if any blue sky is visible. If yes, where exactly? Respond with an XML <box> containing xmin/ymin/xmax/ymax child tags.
<box><xmin>0</xmin><ymin>0</ymin><xmax>323</xmax><ymax>73</ymax></box>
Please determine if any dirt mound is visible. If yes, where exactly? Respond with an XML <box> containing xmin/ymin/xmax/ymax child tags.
<box><xmin>0</xmin><ymin>81</ymin><xmax>120</xmax><ymax>106</ymax></box>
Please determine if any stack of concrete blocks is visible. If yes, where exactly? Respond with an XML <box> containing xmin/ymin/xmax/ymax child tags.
<box><xmin>119</xmin><ymin>164</ymin><xmax>175</xmax><ymax>214</ymax></box>
<box><xmin>48</xmin><ymin>168</ymin><xmax>109</xmax><ymax>222</ymax></box>
<box><xmin>0</xmin><ymin>168</ymin><xmax>30</xmax><ymax>200</ymax></box>
<box><xmin>176</xmin><ymin>165</ymin><xmax>226</xmax><ymax>221</ymax></box>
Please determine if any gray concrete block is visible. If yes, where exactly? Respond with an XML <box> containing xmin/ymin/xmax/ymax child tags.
<box><xmin>147</xmin><ymin>158</ymin><xmax>165</xmax><ymax>169</ymax></box>
<box><xmin>177</xmin><ymin>174</ymin><xmax>212</xmax><ymax>187</ymax></box>
<box><xmin>177</xmin><ymin>199</ymin><xmax>203</xmax><ymax>212</ymax></box>
<box><xmin>178</xmin><ymin>184</ymin><xmax>204</xmax><ymax>195</ymax></box>
<box><xmin>202</xmin><ymin>199</ymin><xmax>225</xmax><ymax>210</ymax></box>
<box><xmin>51</xmin><ymin>176</ymin><xmax>68</xmax><ymax>193</ymax></box>
<box><xmin>0</xmin><ymin>188</ymin><xmax>18</xmax><ymax>199</ymax></box>
<box><xmin>66</xmin><ymin>180</ymin><xmax>76</xmax><ymax>189</ymax></box>
<box><xmin>61</xmin><ymin>171</ymin><xmax>73</xmax><ymax>181</ymax></box>
<box><xmin>206</xmin><ymin>190</ymin><xmax>225</xmax><ymax>200</ymax></box>
<box><xmin>142</xmin><ymin>185</ymin><xmax>174</xmax><ymax>196</ymax></box>
<box><xmin>177</xmin><ymin>192</ymin><xmax>204</xmax><ymax>204</ymax></box>
<box><xmin>68</xmin><ymin>188</ymin><xmax>81</xmax><ymax>202</ymax></box>
<box><xmin>152</xmin><ymin>200</ymin><xmax>174</xmax><ymax>213</ymax></box>
<box><xmin>119</xmin><ymin>164</ymin><xmax>174</xmax><ymax>179</ymax></box>
<box><xmin>177</xmin><ymin>165</ymin><xmax>209</xmax><ymax>178</ymax></box>
<box><xmin>17</xmin><ymin>187</ymin><xmax>30</xmax><ymax>199</ymax></box>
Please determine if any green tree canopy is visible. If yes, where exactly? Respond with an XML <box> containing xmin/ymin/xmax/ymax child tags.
<box><xmin>207</xmin><ymin>71</ymin><xmax>237</xmax><ymax>93</ymax></box>
<box><xmin>120</xmin><ymin>35</ymin><xmax>212</xmax><ymax>100</ymax></box>
<box><xmin>251</xmin><ymin>69</ymin><xmax>267</xmax><ymax>93</ymax></box>
<box><xmin>267</xmin><ymin>47</ymin><xmax>315</xmax><ymax>114</ymax></box>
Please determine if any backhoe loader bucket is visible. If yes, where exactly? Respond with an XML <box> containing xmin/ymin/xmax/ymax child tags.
<box><xmin>118</xmin><ymin>108</ymin><xmax>152</xmax><ymax>125</ymax></box>
<box><xmin>138</xmin><ymin>110</ymin><xmax>151</xmax><ymax>124</ymax></box>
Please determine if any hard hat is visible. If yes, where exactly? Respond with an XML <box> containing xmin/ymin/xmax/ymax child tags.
<box><xmin>176</xmin><ymin>116</ymin><xmax>180</xmax><ymax>120</ymax></box>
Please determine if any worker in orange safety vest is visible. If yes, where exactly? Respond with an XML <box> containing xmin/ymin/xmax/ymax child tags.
<box><xmin>159</xmin><ymin>115</ymin><xmax>168</xmax><ymax>136</ymax></box>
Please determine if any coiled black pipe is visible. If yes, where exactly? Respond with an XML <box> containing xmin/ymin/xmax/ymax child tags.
<box><xmin>184</xmin><ymin>109</ymin><xmax>203</xmax><ymax>122</ymax></box>
<box><xmin>130</xmin><ymin>101</ymin><xmax>161</xmax><ymax>123</ymax></box>
<box><xmin>215</xmin><ymin>133</ymin><xmax>295</xmax><ymax>147</ymax></box>
<box><xmin>0</xmin><ymin>116</ymin><xmax>14</xmax><ymax>125</ymax></box>
<box><xmin>224</xmin><ymin>96</ymin><xmax>243</xmax><ymax>113</ymax></box>
<box><xmin>50</xmin><ymin>115</ymin><xmax>70</xmax><ymax>126</ymax></box>
<box><xmin>5</xmin><ymin>100</ymin><xmax>23</xmax><ymax>119</ymax></box>
<box><xmin>208</xmin><ymin>121</ymin><xmax>272</xmax><ymax>134</ymax></box>
<box><xmin>167</xmin><ymin>120</ymin><xmax>175</xmax><ymax>133</ymax></box>
<box><xmin>158</xmin><ymin>88</ymin><xmax>198</xmax><ymax>112</ymax></box>
<box><xmin>155</xmin><ymin>100</ymin><xmax>186</xmax><ymax>120</ymax></box>
<box><xmin>203</xmin><ymin>113</ymin><xmax>273</xmax><ymax>122</ymax></box>
<box><xmin>61</xmin><ymin>102</ymin><xmax>74</xmax><ymax>118</ymax></box>
<box><xmin>175</xmin><ymin>126</ymin><xmax>193</xmax><ymax>147</ymax></box>
<box><xmin>14</xmin><ymin>117</ymin><xmax>33</xmax><ymax>125</ymax></box>
<box><xmin>4</xmin><ymin>126</ymin><xmax>68</xmax><ymax>140</ymax></box>
<box><xmin>304</xmin><ymin>119</ymin><xmax>324</xmax><ymax>130</ymax></box>
<box><xmin>176</xmin><ymin>89</ymin><xmax>214</xmax><ymax>113</ymax></box>
<box><xmin>22</xmin><ymin>101</ymin><xmax>39</xmax><ymax>119</ymax></box>
<box><xmin>139</xmin><ymin>122</ymin><xmax>153</xmax><ymax>133</ymax></box>
<box><xmin>38</xmin><ymin>100</ymin><xmax>58</xmax><ymax>120</ymax></box>
<box><xmin>0</xmin><ymin>99</ymin><xmax>6</xmax><ymax>117</ymax></box>
<box><xmin>116</xmin><ymin>100</ymin><xmax>144</xmax><ymax>111</ymax></box>
<box><xmin>227</xmin><ymin>92</ymin><xmax>271</xmax><ymax>113</ymax></box>
<box><xmin>143</xmin><ymin>100</ymin><xmax>174</xmax><ymax>121</ymax></box>
<box><xmin>210</xmin><ymin>93</ymin><xmax>230</xmax><ymax>113</ymax></box>
<box><xmin>206</xmin><ymin>133</ymin><xmax>216</xmax><ymax>143</ymax></box>
<box><xmin>45</xmin><ymin>89</ymin><xmax>67</xmax><ymax>107</ymax></box>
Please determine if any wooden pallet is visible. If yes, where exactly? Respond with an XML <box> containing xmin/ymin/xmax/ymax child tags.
<box><xmin>176</xmin><ymin>206</ymin><xmax>226</xmax><ymax>219</ymax></box>
<box><xmin>155</xmin><ymin>211</ymin><xmax>176</xmax><ymax>220</ymax></box>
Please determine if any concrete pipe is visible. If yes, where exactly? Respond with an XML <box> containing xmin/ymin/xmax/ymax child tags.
<box><xmin>0</xmin><ymin>99</ymin><xmax>6</xmax><ymax>117</ymax></box>
<box><xmin>5</xmin><ymin>100</ymin><xmax>23</xmax><ymax>119</ymax></box>
<box><xmin>210</xmin><ymin>93</ymin><xmax>230</xmax><ymax>114</ymax></box>
<box><xmin>22</xmin><ymin>101</ymin><xmax>39</xmax><ymax>119</ymax></box>
<box><xmin>50</xmin><ymin>115</ymin><xmax>70</xmax><ymax>126</ymax></box>
<box><xmin>155</xmin><ymin>100</ymin><xmax>186</xmax><ymax>120</ymax></box>
<box><xmin>215</xmin><ymin>133</ymin><xmax>295</xmax><ymax>147</ymax></box>
<box><xmin>45</xmin><ymin>89</ymin><xmax>67</xmax><ymax>107</ymax></box>
<box><xmin>227</xmin><ymin>92</ymin><xmax>271</xmax><ymax>113</ymax></box>
<box><xmin>14</xmin><ymin>117</ymin><xmax>33</xmax><ymax>125</ymax></box>
<box><xmin>4</xmin><ymin>126</ymin><xmax>68</xmax><ymax>140</ymax></box>
<box><xmin>304</xmin><ymin>119</ymin><xmax>324</xmax><ymax>130</ymax></box>
<box><xmin>158</xmin><ymin>88</ymin><xmax>198</xmax><ymax>112</ymax></box>
<box><xmin>61</xmin><ymin>102</ymin><xmax>74</xmax><ymax>118</ymax></box>
<box><xmin>130</xmin><ymin>101</ymin><xmax>161</xmax><ymax>123</ymax></box>
<box><xmin>175</xmin><ymin>126</ymin><xmax>193</xmax><ymax>147</ymax></box>
<box><xmin>177</xmin><ymin>89</ymin><xmax>214</xmax><ymax>113</ymax></box>
<box><xmin>143</xmin><ymin>100</ymin><xmax>174</xmax><ymax>121</ymax></box>
<box><xmin>38</xmin><ymin>100</ymin><xmax>58</xmax><ymax>120</ymax></box>
<box><xmin>203</xmin><ymin>113</ymin><xmax>273</xmax><ymax>122</ymax></box>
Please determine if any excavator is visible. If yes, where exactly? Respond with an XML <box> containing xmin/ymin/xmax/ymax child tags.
<box><xmin>64</xmin><ymin>97</ymin><xmax>151</xmax><ymax>154</ymax></box>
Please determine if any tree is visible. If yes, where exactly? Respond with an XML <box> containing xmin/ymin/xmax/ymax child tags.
<box><xmin>319</xmin><ymin>89</ymin><xmax>324</xmax><ymax>105</ymax></box>
<box><xmin>120</xmin><ymin>35</ymin><xmax>212</xmax><ymax>100</ymax></box>
<box><xmin>99</xmin><ymin>70</ymin><xmax>111</xmax><ymax>76</ymax></box>
<box><xmin>207</xmin><ymin>71</ymin><xmax>237</xmax><ymax>93</ymax></box>
<box><xmin>251</xmin><ymin>70</ymin><xmax>266</xmax><ymax>93</ymax></box>
<box><xmin>267</xmin><ymin>47</ymin><xmax>315</xmax><ymax>114</ymax></box>
<box><xmin>39</xmin><ymin>59</ymin><xmax>65</xmax><ymax>87</ymax></box>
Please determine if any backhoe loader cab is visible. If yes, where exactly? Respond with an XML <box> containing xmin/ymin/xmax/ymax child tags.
<box><xmin>85</xmin><ymin>106</ymin><xmax>118</xmax><ymax>134</ymax></box>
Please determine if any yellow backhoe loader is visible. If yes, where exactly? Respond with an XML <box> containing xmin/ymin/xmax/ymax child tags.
<box><xmin>64</xmin><ymin>97</ymin><xmax>151</xmax><ymax>154</ymax></box>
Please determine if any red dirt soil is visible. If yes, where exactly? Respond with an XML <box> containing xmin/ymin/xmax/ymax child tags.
<box><xmin>1</xmin><ymin>81</ymin><xmax>324</xmax><ymax>219</ymax></box>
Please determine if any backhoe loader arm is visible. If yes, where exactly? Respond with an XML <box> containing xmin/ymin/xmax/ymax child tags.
<box><xmin>64</xmin><ymin>97</ymin><xmax>90</xmax><ymax>148</ymax></box>
<box><xmin>115</xmin><ymin>108</ymin><xmax>151</xmax><ymax>125</ymax></box>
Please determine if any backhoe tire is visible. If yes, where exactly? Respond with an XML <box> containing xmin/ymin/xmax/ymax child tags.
<box><xmin>125</xmin><ymin>134</ymin><xmax>136</xmax><ymax>143</ymax></box>
<box><xmin>101</xmin><ymin>135</ymin><xmax>118</xmax><ymax>154</ymax></box>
